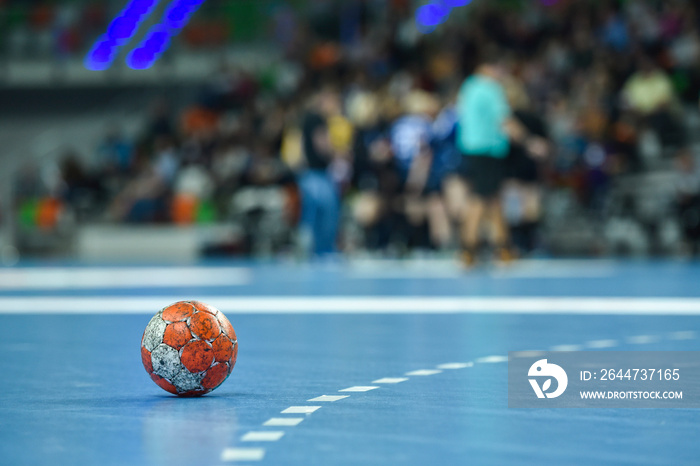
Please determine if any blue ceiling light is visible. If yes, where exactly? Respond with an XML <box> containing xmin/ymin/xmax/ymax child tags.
<box><xmin>107</xmin><ymin>16</ymin><xmax>139</xmax><ymax>42</ymax></box>
<box><xmin>441</xmin><ymin>0</ymin><xmax>472</xmax><ymax>7</ymax></box>
<box><xmin>85</xmin><ymin>36</ymin><xmax>118</xmax><ymax>70</ymax></box>
<box><xmin>126</xmin><ymin>47</ymin><xmax>154</xmax><ymax>70</ymax></box>
<box><xmin>85</xmin><ymin>0</ymin><xmax>162</xmax><ymax>71</ymax></box>
<box><xmin>415</xmin><ymin>0</ymin><xmax>474</xmax><ymax>31</ymax></box>
<box><xmin>163</xmin><ymin>0</ymin><xmax>204</xmax><ymax>30</ymax></box>
<box><xmin>126</xmin><ymin>25</ymin><xmax>170</xmax><ymax>69</ymax></box>
<box><xmin>126</xmin><ymin>0</ymin><xmax>206</xmax><ymax>70</ymax></box>
<box><xmin>416</xmin><ymin>3</ymin><xmax>449</xmax><ymax>27</ymax></box>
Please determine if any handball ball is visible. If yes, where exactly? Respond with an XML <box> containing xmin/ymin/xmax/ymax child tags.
<box><xmin>141</xmin><ymin>301</ymin><xmax>238</xmax><ymax>396</ymax></box>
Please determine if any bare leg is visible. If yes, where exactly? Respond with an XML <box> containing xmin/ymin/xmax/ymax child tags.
<box><xmin>443</xmin><ymin>175</ymin><xmax>468</xmax><ymax>222</ymax></box>
<box><xmin>461</xmin><ymin>196</ymin><xmax>485</xmax><ymax>250</ymax></box>
<box><xmin>427</xmin><ymin>194</ymin><xmax>451</xmax><ymax>248</ymax></box>
<box><xmin>487</xmin><ymin>197</ymin><xmax>508</xmax><ymax>247</ymax></box>
<box><xmin>485</xmin><ymin>197</ymin><xmax>515</xmax><ymax>262</ymax></box>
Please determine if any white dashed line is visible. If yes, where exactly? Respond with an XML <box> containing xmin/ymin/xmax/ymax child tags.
<box><xmin>308</xmin><ymin>395</ymin><xmax>349</xmax><ymax>402</ymax></box>
<box><xmin>626</xmin><ymin>335</ymin><xmax>659</xmax><ymax>345</ymax></box>
<box><xmin>668</xmin><ymin>331</ymin><xmax>696</xmax><ymax>340</ymax></box>
<box><xmin>241</xmin><ymin>431</ymin><xmax>285</xmax><ymax>442</ymax></box>
<box><xmin>221</xmin><ymin>448</ymin><xmax>265</xmax><ymax>462</ymax></box>
<box><xmin>475</xmin><ymin>356</ymin><xmax>508</xmax><ymax>364</ymax></box>
<box><xmin>263</xmin><ymin>418</ymin><xmax>305</xmax><ymax>427</ymax></box>
<box><xmin>436</xmin><ymin>362</ymin><xmax>473</xmax><ymax>370</ymax></box>
<box><xmin>586</xmin><ymin>339</ymin><xmax>618</xmax><ymax>349</ymax></box>
<box><xmin>512</xmin><ymin>350</ymin><xmax>545</xmax><ymax>358</ymax></box>
<box><xmin>404</xmin><ymin>369</ymin><xmax>442</xmax><ymax>376</ymax></box>
<box><xmin>550</xmin><ymin>344</ymin><xmax>583</xmax><ymax>351</ymax></box>
<box><xmin>372</xmin><ymin>377</ymin><xmax>409</xmax><ymax>383</ymax></box>
<box><xmin>281</xmin><ymin>406</ymin><xmax>321</xmax><ymax>414</ymax></box>
<box><xmin>221</xmin><ymin>329</ymin><xmax>698</xmax><ymax>464</ymax></box>
<box><xmin>339</xmin><ymin>386</ymin><xmax>379</xmax><ymax>392</ymax></box>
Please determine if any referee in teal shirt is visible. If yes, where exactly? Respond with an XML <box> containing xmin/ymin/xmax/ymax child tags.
<box><xmin>455</xmin><ymin>53</ymin><xmax>515</xmax><ymax>266</ymax></box>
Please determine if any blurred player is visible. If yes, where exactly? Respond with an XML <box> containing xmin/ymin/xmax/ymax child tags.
<box><xmin>390</xmin><ymin>90</ymin><xmax>450</xmax><ymax>251</ymax></box>
<box><xmin>503</xmin><ymin>76</ymin><xmax>550</xmax><ymax>255</ymax></box>
<box><xmin>298</xmin><ymin>88</ymin><xmax>343</xmax><ymax>257</ymax></box>
<box><xmin>455</xmin><ymin>51</ymin><xmax>514</xmax><ymax>266</ymax></box>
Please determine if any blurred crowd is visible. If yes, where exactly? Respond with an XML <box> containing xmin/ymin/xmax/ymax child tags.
<box><xmin>0</xmin><ymin>0</ymin><xmax>240</xmax><ymax>59</ymax></box>
<box><xmin>11</xmin><ymin>0</ymin><xmax>700</xmax><ymax>257</ymax></box>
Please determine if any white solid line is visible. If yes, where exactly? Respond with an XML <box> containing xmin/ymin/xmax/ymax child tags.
<box><xmin>668</xmin><ymin>331</ymin><xmax>696</xmax><ymax>340</ymax></box>
<box><xmin>347</xmin><ymin>259</ymin><xmax>615</xmax><ymax>279</ymax></box>
<box><xmin>263</xmin><ymin>418</ymin><xmax>304</xmax><ymax>427</ymax></box>
<box><xmin>404</xmin><ymin>369</ymin><xmax>442</xmax><ymax>376</ymax></box>
<box><xmin>221</xmin><ymin>448</ymin><xmax>265</xmax><ymax>462</ymax></box>
<box><xmin>550</xmin><ymin>344</ymin><xmax>583</xmax><ymax>351</ymax></box>
<box><xmin>281</xmin><ymin>406</ymin><xmax>321</xmax><ymax>414</ymax></box>
<box><xmin>511</xmin><ymin>350</ymin><xmax>545</xmax><ymax>358</ymax></box>
<box><xmin>475</xmin><ymin>356</ymin><xmax>508</xmax><ymax>364</ymax></box>
<box><xmin>6</xmin><ymin>296</ymin><xmax>700</xmax><ymax>314</ymax></box>
<box><xmin>0</xmin><ymin>267</ymin><xmax>250</xmax><ymax>289</ymax></box>
<box><xmin>586</xmin><ymin>339</ymin><xmax>618</xmax><ymax>348</ymax></box>
<box><xmin>372</xmin><ymin>377</ymin><xmax>409</xmax><ymax>383</ymax></box>
<box><xmin>436</xmin><ymin>362</ymin><xmax>473</xmax><ymax>370</ymax></box>
<box><xmin>339</xmin><ymin>386</ymin><xmax>379</xmax><ymax>392</ymax></box>
<box><xmin>626</xmin><ymin>335</ymin><xmax>659</xmax><ymax>345</ymax></box>
<box><xmin>241</xmin><ymin>431</ymin><xmax>285</xmax><ymax>442</ymax></box>
<box><xmin>307</xmin><ymin>395</ymin><xmax>349</xmax><ymax>402</ymax></box>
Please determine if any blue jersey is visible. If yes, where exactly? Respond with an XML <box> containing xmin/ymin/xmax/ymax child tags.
<box><xmin>390</xmin><ymin>115</ymin><xmax>433</xmax><ymax>172</ymax></box>
<box><xmin>414</xmin><ymin>106</ymin><xmax>459</xmax><ymax>191</ymax></box>
<box><xmin>431</xmin><ymin>106</ymin><xmax>459</xmax><ymax>171</ymax></box>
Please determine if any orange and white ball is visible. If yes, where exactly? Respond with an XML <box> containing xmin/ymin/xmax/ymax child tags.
<box><xmin>141</xmin><ymin>301</ymin><xmax>238</xmax><ymax>396</ymax></box>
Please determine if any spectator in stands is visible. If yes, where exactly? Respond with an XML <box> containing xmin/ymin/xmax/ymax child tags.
<box><xmin>153</xmin><ymin>136</ymin><xmax>180</xmax><ymax>186</ymax></box>
<box><xmin>58</xmin><ymin>150</ymin><xmax>103</xmax><ymax>220</ymax></box>
<box><xmin>109</xmin><ymin>150</ymin><xmax>171</xmax><ymax>223</ymax></box>
<box><xmin>144</xmin><ymin>99</ymin><xmax>176</xmax><ymax>147</ymax></box>
<box><xmin>97</xmin><ymin>126</ymin><xmax>133</xmax><ymax>177</ymax></box>
<box><xmin>622</xmin><ymin>55</ymin><xmax>685</xmax><ymax>150</ymax></box>
<box><xmin>297</xmin><ymin>87</ymin><xmax>343</xmax><ymax>257</ymax></box>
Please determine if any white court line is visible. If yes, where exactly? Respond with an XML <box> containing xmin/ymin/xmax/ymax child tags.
<box><xmin>551</xmin><ymin>344</ymin><xmax>583</xmax><ymax>351</ymax></box>
<box><xmin>626</xmin><ymin>335</ymin><xmax>659</xmax><ymax>345</ymax></box>
<box><xmin>6</xmin><ymin>296</ymin><xmax>700</xmax><ymax>314</ymax></box>
<box><xmin>347</xmin><ymin>259</ymin><xmax>615</xmax><ymax>279</ymax></box>
<box><xmin>511</xmin><ymin>350</ymin><xmax>545</xmax><ymax>358</ymax></box>
<box><xmin>222</xmin><ymin>328</ymin><xmax>694</xmax><ymax>464</ymax></box>
<box><xmin>586</xmin><ymin>339</ymin><xmax>618</xmax><ymax>348</ymax></box>
<box><xmin>372</xmin><ymin>377</ymin><xmax>409</xmax><ymax>384</ymax></box>
<box><xmin>0</xmin><ymin>267</ymin><xmax>250</xmax><ymax>289</ymax></box>
<box><xmin>404</xmin><ymin>369</ymin><xmax>442</xmax><ymax>376</ymax></box>
<box><xmin>241</xmin><ymin>431</ymin><xmax>285</xmax><ymax>442</ymax></box>
<box><xmin>221</xmin><ymin>448</ymin><xmax>265</xmax><ymax>462</ymax></box>
<box><xmin>436</xmin><ymin>363</ymin><xmax>473</xmax><ymax>370</ymax></box>
<box><xmin>475</xmin><ymin>356</ymin><xmax>508</xmax><ymax>364</ymax></box>
<box><xmin>263</xmin><ymin>418</ymin><xmax>304</xmax><ymax>427</ymax></box>
<box><xmin>669</xmin><ymin>331</ymin><xmax>696</xmax><ymax>340</ymax></box>
<box><xmin>339</xmin><ymin>386</ymin><xmax>378</xmax><ymax>392</ymax></box>
<box><xmin>281</xmin><ymin>406</ymin><xmax>321</xmax><ymax>414</ymax></box>
<box><xmin>308</xmin><ymin>395</ymin><xmax>349</xmax><ymax>402</ymax></box>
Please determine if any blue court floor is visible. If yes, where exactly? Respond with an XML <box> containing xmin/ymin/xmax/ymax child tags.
<box><xmin>1</xmin><ymin>259</ymin><xmax>700</xmax><ymax>465</ymax></box>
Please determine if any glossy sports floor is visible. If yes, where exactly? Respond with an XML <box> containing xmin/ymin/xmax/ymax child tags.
<box><xmin>1</xmin><ymin>259</ymin><xmax>700</xmax><ymax>465</ymax></box>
